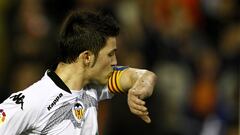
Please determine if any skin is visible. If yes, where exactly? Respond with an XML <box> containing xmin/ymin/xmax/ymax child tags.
<box><xmin>55</xmin><ymin>37</ymin><xmax>157</xmax><ymax>123</ymax></box>
<box><xmin>87</xmin><ymin>37</ymin><xmax>118</xmax><ymax>85</ymax></box>
<box><xmin>120</xmin><ymin>68</ymin><xmax>157</xmax><ymax>123</ymax></box>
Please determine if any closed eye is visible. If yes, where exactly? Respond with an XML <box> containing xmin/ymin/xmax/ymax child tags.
<box><xmin>108</xmin><ymin>52</ymin><xmax>115</xmax><ymax>57</ymax></box>
<box><xmin>108</xmin><ymin>49</ymin><xmax>117</xmax><ymax>57</ymax></box>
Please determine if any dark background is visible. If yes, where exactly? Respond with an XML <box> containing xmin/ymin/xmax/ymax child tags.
<box><xmin>0</xmin><ymin>0</ymin><xmax>239</xmax><ymax>135</ymax></box>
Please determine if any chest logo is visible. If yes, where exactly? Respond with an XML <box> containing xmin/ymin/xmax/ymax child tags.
<box><xmin>0</xmin><ymin>109</ymin><xmax>6</xmax><ymax>125</ymax></box>
<box><xmin>72</xmin><ymin>100</ymin><xmax>85</xmax><ymax>123</ymax></box>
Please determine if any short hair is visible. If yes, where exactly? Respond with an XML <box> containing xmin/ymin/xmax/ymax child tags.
<box><xmin>57</xmin><ymin>10</ymin><xmax>120</xmax><ymax>63</ymax></box>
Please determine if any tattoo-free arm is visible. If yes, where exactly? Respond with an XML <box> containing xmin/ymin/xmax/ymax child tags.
<box><xmin>119</xmin><ymin>68</ymin><xmax>157</xmax><ymax>123</ymax></box>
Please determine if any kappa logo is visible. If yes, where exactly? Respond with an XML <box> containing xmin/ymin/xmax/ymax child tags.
<box><xmin>0</xmin><ymin>109</ymin><xmax>6</xmax><ymax>125</ymax></box>
<box><xmin>72</xmin><ymin>100</ymin><xmax>85</xmax><ymax>123</ymax></box>
<box><xmin>48</xmin><ymin>93</ymin><xmax>63</xmax><ymax>111</ymax></box>
<box><xmin>10</xmin><ymin>93</ymin><xmax>25</xmax><ymax>110</ymax></box>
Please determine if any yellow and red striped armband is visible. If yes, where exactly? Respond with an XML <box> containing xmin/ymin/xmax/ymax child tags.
<box><xmin>108</xmin><ymin>66</ymin><xmax>128</xmax><ymax>94</ymax></box>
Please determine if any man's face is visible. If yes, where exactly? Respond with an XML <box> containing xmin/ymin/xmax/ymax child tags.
<box><xmin>90</xmin><ymin>37</ymin><xmax>117</xmax><ymax>85</ymax></box>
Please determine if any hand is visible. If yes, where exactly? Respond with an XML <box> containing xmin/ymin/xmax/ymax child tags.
<box><xmin>120</xmin><ymin>69</ymin><xmax>157</xmax><ymax>123</ymax></box>
<box><xmin>127</xmin><ymin>89</ymin><xmax>151</xmax><ymax>123</ymax></box>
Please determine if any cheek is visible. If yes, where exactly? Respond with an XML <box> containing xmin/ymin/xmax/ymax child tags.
<box><xmin>95</xmin><ymin>57</ymin><xmax>111</xmax><ymax>74</ymax></box>
<box><xmin>99</xmin><ymin>57</ymin><xmax>111</xmax><ymax>68</ymax></box>
<box><xmin>102</xmin><ymin>59</ymin><xmax>113</xmax><ymax>78</ymax></box>
<box><xmin>95</xmin><ymin>60</ymin><xmax>111</xmax><ymax>83</ymax></box>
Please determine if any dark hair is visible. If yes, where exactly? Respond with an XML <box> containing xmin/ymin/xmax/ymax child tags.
<box><xmin>57</xmin><ymin>10</ymin><xmax>120</xmax><ymax>63</ymax></box>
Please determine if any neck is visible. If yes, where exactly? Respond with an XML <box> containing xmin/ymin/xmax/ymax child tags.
<box><xmin>55</xmin><ymin>62</ymin><xmax>89</xmax><ymax>91</ymax></box>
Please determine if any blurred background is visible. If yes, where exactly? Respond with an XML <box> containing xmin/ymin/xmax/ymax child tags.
<box><xmin>0</xmin><ymin>0</ymin><xmax>239</xmax><ymax>135</ymax></box>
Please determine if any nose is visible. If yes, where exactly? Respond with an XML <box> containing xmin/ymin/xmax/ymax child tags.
<box><xmin>111</xmin><ymin>55</ymin><xmax>117</xmax><ymax>66</ymax></box>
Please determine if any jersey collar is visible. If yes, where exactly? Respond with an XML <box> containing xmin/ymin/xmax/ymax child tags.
<box><xmin>47</xmin><ymin>70</ymin><xmax>72</xmax><ymax>94</ymax></box>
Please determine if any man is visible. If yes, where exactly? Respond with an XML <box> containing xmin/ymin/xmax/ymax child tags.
<box><xmin>0</xmin><ymin>10</ymin><xmax>157</xmax><ymax>135</ymax></box>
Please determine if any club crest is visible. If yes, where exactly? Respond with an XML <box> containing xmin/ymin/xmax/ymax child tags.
<box><xmin>0</xmin><ymin>109</ymin><xmax>6</xmax><ymax>125</ymax></box>
<box><xmin>72</xmin><ymin>100</ymin><xmax>85</xmax><ymax>123</ymax></box>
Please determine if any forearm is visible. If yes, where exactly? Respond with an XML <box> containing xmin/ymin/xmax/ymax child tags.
<box><xmin>107</xmin><ymin>67</ymin><xmax>157</xmax><ymax>94</ymax></box>
<box><xmin>128</xmin><ymin>69</ymin><xmax>157</xmax><ymax>99</ymax></box>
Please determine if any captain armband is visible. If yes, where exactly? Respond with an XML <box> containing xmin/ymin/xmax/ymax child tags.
<box><xmin>108</xmin><ymin>66</ymin><xmax>128</xmax><ymax>94</ymax></box>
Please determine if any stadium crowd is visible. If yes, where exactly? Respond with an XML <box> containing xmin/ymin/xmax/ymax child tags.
<box><xmin>0</xmin><ymin>0</ymin><xmax>239</xmax><ymax>135</ymax></box>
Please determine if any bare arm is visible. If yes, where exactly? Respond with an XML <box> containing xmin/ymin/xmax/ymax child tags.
<box><xmin>119</xmin><ymin>68</ymin><xmax>157</xmax><ymax>123</ymax></box>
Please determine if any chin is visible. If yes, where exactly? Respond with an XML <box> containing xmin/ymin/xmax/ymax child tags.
<box><xmin>93</xmin><ymin>75</ymin><xmax>109</xmax><ymax>85</ymax></box>
<box><xmin>101</xmin><ymin>80</ymin><xmax>108</xmax><ymax>85</ymax></box>
<box><xmin>99</xmin><ymin>78</ymin><xmax>108</xmax><ymax>85</ymax></box>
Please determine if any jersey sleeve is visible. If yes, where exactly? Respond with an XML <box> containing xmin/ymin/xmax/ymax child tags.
<box><xmin>0</xmin><ymin>91</ymin><xmax>40</xmax><ymax>134</ymax></box>
<box><xmin>97</xmin><ymin>86</ymin><xmax>114</xmax><ymax>101</ymax></box>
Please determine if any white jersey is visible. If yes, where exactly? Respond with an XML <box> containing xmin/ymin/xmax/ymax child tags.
<box><xmin>0</xmin><ymin>70</ymin><xmax>114</xmax><ymax>135</ymax></box>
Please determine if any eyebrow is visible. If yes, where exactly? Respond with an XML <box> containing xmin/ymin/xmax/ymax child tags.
<box><xmin>110</xmin><ymin>48</ymin><xmax>117</xmax><ymax>53</ymax></box>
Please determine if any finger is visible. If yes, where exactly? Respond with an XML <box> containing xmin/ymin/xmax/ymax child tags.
<box><xmin>140</xmin><ymin>115</ymin><xmax>151</xmax><ymax>123</ymax></box>
<box><xmin>129</xmin><ymin>88</ymin><xmax>147</xmax><ymax>100</ymax></box>
<box><xmin>128</xmin><ymin>90</ymin><xmax>145</xmax><ymax>105</ymax></box>
<box><xmin>129</xmin><ymin>89</ymin><xmax>141</xmax><ymax>96</ymax></box>
<box><xmin>129</xmin><ymin>101</ymin><xmax>147</xmax><ymax>112</ymax></box>
<box><xmin>129</xmin><ymin>94</ymin><xmax>145</xmax><ymax>105</ymax></box>
<box><xmin>130</xmin><ymin>108</ymin><xmax>149</xmax><ymax>116</ymax></box>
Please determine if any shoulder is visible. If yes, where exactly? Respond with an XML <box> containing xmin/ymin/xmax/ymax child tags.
<box><xmin>7</xmin><ymin>77</ymin><xmax>61</xmax><ymax>112</ymax></box>
<box><xmin>7</xmin><ymin>83</ymin><xmax>50</xmax><ymax>112</ymax></box>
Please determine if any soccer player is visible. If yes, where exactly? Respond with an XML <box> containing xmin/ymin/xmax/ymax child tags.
<box><xmin>0</xmin><ymin>10</ymin><xmax>157</xmax><ymax>135</ymax></box>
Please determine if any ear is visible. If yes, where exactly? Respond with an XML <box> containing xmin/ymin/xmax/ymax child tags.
<box><xmin>80</xmin><ymin>51</ymin><xmax>95</xmax><ymax>67</ymax></box>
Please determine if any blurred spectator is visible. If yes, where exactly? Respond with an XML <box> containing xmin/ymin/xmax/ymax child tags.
<box><xmin>4</xmin><ymin>0</ymin><xmax>56</xmax><ymax>94</ymax></box>
<box><xmin>8</xmin><ymin>62</ymin><xmax>44</xmax><ymax>91</ymax></box>
<box><xmin>0</xmin><ymin>0</ymin><xmax>11</xmax><ymax>102</ymax></box>
<box><xmin>155</xmin><ymin>61</ymin><xmax>192</xmax><ymax>135</ymax></box>
<box><xmin>190</xmin><ymin>47</ymin><xmax>220</xmax><ymax>119</ymax></box>
<box><xmin>0</xmin><ymin>0</ymin><xmax>239</xmax><ymax>134</ymax></box>
<box><xmin>218</xmin><ymin>22</ymin><xmax>239</xmax><ymax>135</ymax></box>
<box><xmin>200</xmin><ymin>0</ymin><xmax>239</xmax><ymax>45</ymax></box>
